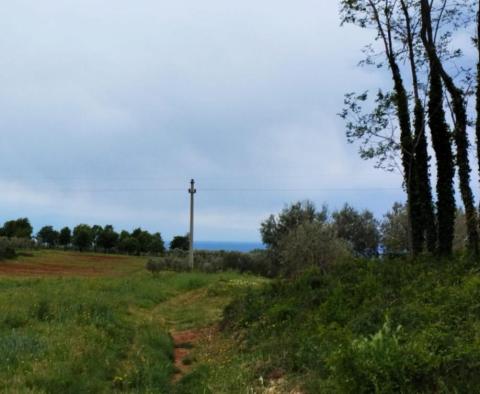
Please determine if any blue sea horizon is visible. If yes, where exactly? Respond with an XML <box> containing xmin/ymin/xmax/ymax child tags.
<box><xmin>194</xmin><ymin>241</ymin><xmax>265</xmax><ymax>252</ymax></box>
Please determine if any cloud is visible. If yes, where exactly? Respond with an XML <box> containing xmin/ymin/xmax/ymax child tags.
<box><xmin>0</xmin><ymin>0</ymin><xmax>405</xmax><ymax>241</ymax></box>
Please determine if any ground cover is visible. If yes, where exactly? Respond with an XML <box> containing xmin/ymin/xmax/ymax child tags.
<box><xmin>0</xmin><ymin>250</ymin><xmax>266</xmax><ymax>393</ymax></box>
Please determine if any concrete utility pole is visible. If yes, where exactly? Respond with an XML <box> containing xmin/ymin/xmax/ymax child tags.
<box><xmin>188</xmin><ymin>179</ymin><xmax>196</xmax><ymax>269</ymax></box>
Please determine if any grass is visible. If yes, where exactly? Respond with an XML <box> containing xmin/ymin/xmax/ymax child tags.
<box><xmin>189</xmin><ymin>257</ymin><xmax>480</xmax><ymax>393</ymax></box>
<box><xmin>0</xmin><ymin>250</ymin><xmax>266</xmax><ymax>393</ymax></box>
<box><xmin>5</xmin><ymin>250</ymin><xmax>478</xmax><ymax>392</ymax></box>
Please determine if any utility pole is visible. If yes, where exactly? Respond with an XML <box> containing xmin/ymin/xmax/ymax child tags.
<box><xmin>188</xmin><ymin>179</ymin><xmax>196</xmax><ymax>270</ymax></box>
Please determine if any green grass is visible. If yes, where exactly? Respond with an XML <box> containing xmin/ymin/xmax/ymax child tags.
<box><xmin>179</xmin><ymin>257</ymin><xmax>480</xmax><ymax>393</ymax></box>
<box><xmin>0</xmin><ymin>250</ymin><xmax>265</xmax><ymax>393</ymax></box>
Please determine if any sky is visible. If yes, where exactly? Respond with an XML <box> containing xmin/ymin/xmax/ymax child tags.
<box><xmin>0</xmin><ymin>0</ymin><xmax>408</xmax><ymax>242</ymax></box>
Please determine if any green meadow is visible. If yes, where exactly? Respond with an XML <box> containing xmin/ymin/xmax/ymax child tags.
<box><xmin>0</xmin><ymin>250</ymin><xmax>265</xmax><ymax>393</ymax></box>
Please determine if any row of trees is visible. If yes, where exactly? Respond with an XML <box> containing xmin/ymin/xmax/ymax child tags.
<box><xmin>340</xmin><ymin>0</ymin><xmax>480</xmax><ymax>257</ymax></box>
<box><xmin>0</xmin><ymin>218</ymin><xmax>189</xmax><ymax>256</ymax></box>
<box><xmin>260</xmin><ymin>201</ymin><xmax>466</xmax><ymax>269</ymax></box>
<box><xmin>37</xmin><ymin>225</ymin><xmax>167</xmax><ymax>255</ymax></box>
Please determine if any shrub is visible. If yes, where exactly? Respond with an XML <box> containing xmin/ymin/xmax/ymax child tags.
<box><xmin>220</xmin><ymin>258</ymin><xmax>480</xmax><ymax>393</ymax></box>
<box><xmin>0</xmin><ymin>237</ymin><xmax>35</xmax><ymax>260</ymax></box>
<box><xmin>146</xmin><ymin>260</ymin><xmax>162</xmax><ymax>276</ymax></box>
<box><xmin>145</xmin><ymin>250</ymin><xmax>271</xmax><ymax>276</ymax></box>
<box><xmin>278</xmin><ymin>222</ymin><xmax>351</xmax><ymax>277</ymax></box>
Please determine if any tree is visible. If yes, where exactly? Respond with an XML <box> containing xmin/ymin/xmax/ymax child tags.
<box><xmin>37</xmin><ymin>226</ymin><xmax>59</xmax><ymax>248</ymax></box>
<box><xmin>72</xmin><ymin>224</ymin><xmax>93</xmax><ymax>252</ymax></box>
<box><xmin>399</xmin><ymin>0</ymin><xmax>437</xmax><ymax>254</ymax></box>
<box><xmin>119</xmin><ymin>236</ymin><xmax>139</xmax><ymax>255</ymax></box>
<box><xmin>278</xmin><ymin>221</ymin><xmax>351</xmax><ymax>277</ymax></box>
<box><xmin>97</xmin><ymin>225</ymin><xmax>119</xmax><ymax>252</ymax></box>
<box><xmin>380</xmin><ymin>202</ymin><xmax>409</xmax><ymax>256</ymax></box>
<box><xmin>91</xmin><ymin>225</ymin><xmax>103</xmax><ymax>252</ymax></box>
<box><xmin>170</xmin><ymin>235</ymin><xmax>190</xmax><ymax>251</ymax></box>
<box><xmin>148</xmin><ymin>232</ymin><xmax>165</xmax><ymax>255</ymax></box>
<box><xmin>260</xmin><ymin>200</ymin><xmax>328</xmax><ymax>251</ymax></box>
<box><xmin>339</xmin><ymin>0</ymin><xmax>479</xmax><ymax>257</ymax></box>
<box><xmin>0</xmin><ymin>218</ymin><xmax>33</xmax><ymax>239</ymax></box>
<box><xmin>340</xmin><ymin>0</ymin><xmax>426</xmax><ymax>256</ymax></box>
<box><xmin>454</xmin><ymin>208</ymin><xmax>468</xmax><ymax>253</ymax></box>
<box><xmin>332</xmin><ymin>204</ymin><xmax>380</xmax><ymax>258</ymax></box>
<box><xmin>131</xmin><ymin>228</ymin><xmax>153</xmax><ymax>254</ymax></box>
<box><xmin>477</xmin><ymin>0</ymin><xmax>480</xmax><ymax>183</ymax></box>
<box><xmin>58</xmin><ymin>227</ymin><xmax>72</xmax><ymax>249</ymax></box>
<box><xmin>419</xmin><ymin>0</ymin><xmax>478</xmax><ymax>256</ymax></box>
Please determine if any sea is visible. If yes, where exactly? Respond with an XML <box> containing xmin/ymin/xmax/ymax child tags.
<box><xmin>194</xmin><ymin>241</ymin><xmax>265</xmax><ymax>252</ymax></box>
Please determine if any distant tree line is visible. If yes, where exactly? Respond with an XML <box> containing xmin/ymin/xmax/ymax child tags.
<box><xmin>340</xmin><ymin>0</ymin><xmax>480</xmax><ymax>258</ymax></box>
<box><xmin>259</xmin><ymin>200</ymin><xmax>471</xmax><ymax>276</ymax></box>
<box><xmin>0</xmin><ymin>217</ymin><xmax>191</xmax><ymax>256</ymax></box>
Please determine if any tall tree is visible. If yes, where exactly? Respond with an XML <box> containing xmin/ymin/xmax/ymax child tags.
<box><xmin>72</xmin><ymin>224</ymin><xmax>93</xmax><ymax>252</ymax></box>
<box><xmin>400</xmin><ymin>0</ymin><xmax>437</xmax><ymax>253</ymax></box>
<box><xmin>332</xmin><ymin>204</ymin><xmax>380</xmax><ymax>257</ymax></box>
<box><xmin>0</xmin><ymin>218</ymin><xmax>33</xmax><ymax>239</ymax></box>
<box><xmin>58</xmin><ymin>227</ymin><xmax>72</xmax><ymax>249</ymax></box>
<box><xmin>97</xmin><ymin>225</ymin><xmax>119</xmax><ymax>252</ymax></box>
<box><xmin>476</xmin><ymin>1</ymin><xmax>480</xmax><ymax>185</ymax></box>
<box><xmin>419</xmin><ymin>0</ymin><xmax>478</xmax><ymax>256</ymax></box>
<box><xmin>341</xmin><ymin>0</ymin><xmax>425</xmax><ymax>255</ymax></box>
<box><xmin>37</xmin><ymin>226</ymin><xmax>59</xmax><ymax>248</ymax></box>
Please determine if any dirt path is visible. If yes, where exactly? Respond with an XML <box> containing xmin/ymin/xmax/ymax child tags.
<box><xmin>171</xmin><ymin>326</ymin><xmax>217</xmax><ymax>382</ymax></box>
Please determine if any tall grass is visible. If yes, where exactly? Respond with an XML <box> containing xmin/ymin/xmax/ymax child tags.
<box><xmin>189</xmin><ymin>257</ymin><xmax>480</xmax><ymax>393</ymax></box>
<box><xmin>0</xmin><ymin>270</ymin><xmax>247</xmax><ymax>392</ymax></box>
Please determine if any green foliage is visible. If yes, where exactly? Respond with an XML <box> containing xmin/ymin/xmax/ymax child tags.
<box><xmin>147</xmin><ymin>250</ymin><xmax>271</xmax><ymax>276</ymax></box>
<box><xmin>0</xmin><ymin>218</ymin><xmax>33</xmax><ymax>239</ymax></box>
<box><xmin>0</xmin><ymin>237</ymin><xmax>34</xmax><ymax>260</ymax></box>
<box><xmin>37</xmin><ymin>226</ymin><xmax>59</xmax><ymax>248</ymax></box>
<box><xmin>332</xmin><ymin>203</ymin><xmax>380</xmax><ymax>257</ymax></box>
<box><xmin>149</xmin><ymin>232</ymin><xmax>166</xmax><ymax>255</ymax></box>
<box><xmin>170</xmin><ymin>235</ymin><xmax>190</xmax><ymax>251</ymax></box>
<box><xmin>96</xmin><ymin>225</ymin><xmax>119</xmax><ymax>252</ymax></box>
<box><xmin>72</xmin><ymin>224</ymin><xmax>94</xmax><ymax>251</ymax></box>
<box><xmin>222</xmin><ymin>258</ymin><xmax>480</xmax><ymax>392</ymax></box>
<box><xmin>278</xmin><ymin>222</ymin><xmax>351</xmax><ymax>276</ymax></box>
<box><xmin>0</xmin><ymin>266</ymin><xmax>251</xmax><ymax>392</ymax></box>
<box><xmin>260</xmin><ymin>200</ymin><xmax>327</xmax><ymax>250</ymax></box>
<box><xmin>381</xmin><ymin>202</ymin><xmax>409</xmax><ymax>256</ymax></box>
<box><xmin>58</xmin><ymin>227</ymin><xmax>71</xmax><ymax>248</ymax></box>
<box><xmin>119</xmin><ymin>236</ymin><xmax>140</xmax><ymax>255</ymax></box>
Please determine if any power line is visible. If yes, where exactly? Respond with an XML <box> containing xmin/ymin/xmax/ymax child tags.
<box><xmin>0</xmin><ymin>186</ymin><xmax>403</xmax><ymax>193</ymax></box>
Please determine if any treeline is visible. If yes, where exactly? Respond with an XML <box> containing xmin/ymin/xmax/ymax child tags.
<box><xmin>340</xmin><ymin>0</ymin><xmax>480</xmax><ymax>258</ymax></box>
<box><xmin>258</xmin><ymin>200</ymin><xmax>470</xmax><ymax>277</ymax></box>
<box><xmin>0</xmin><ymin>218</ymin><xmax>168</xmax><ymax>256</ymax></box>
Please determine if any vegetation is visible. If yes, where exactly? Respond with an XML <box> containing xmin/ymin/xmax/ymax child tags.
<box><xmin>3</xmin><ymin>2</ymin><xmax>480</xmax><ymax>392</ymax></box>
<box><xmin>0</xmin><ymin>250</ymin><xmax>261</xmax><ymax>392</ymax></box>
<box><xmin>172</xmin><ymin>257</ymin><xmax>480</xmax><ymax>393</ymax></box>
<box><xmin>340</xmin><ymin>0</ymin><xmax>480</xmax><ymax>257</ymax></box>
<box><xmin>169</xmin><ymin>235</ymin><xmax>190</xmax><ymax>251</ymax></box>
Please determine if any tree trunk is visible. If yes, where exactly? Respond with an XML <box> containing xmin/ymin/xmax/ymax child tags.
<box><xmin>420</xmin><ymin>0</ymin><xmax>456</xmax><ymax>256</ymax></box>
<box><xmin>419</xmin><ymin>0</ymin><xmax>478</xmax><ymax>256</ymax></box>
<box><xmin>400</xmin><ymin>0</ymin><xmax>437</xmax><ymax>254</ymax></box>
<box><xmin>368</xmin><ymin>0</ymin><xmax>423</xmax><ymax>256</ymax></box>
<box><xmin>476</xmin><ymin>3</ymin><xmax>480</xmax><ymax>190</ymax></box>
<box><xmin>413</xmin><ymin>100</ymin><xmax>437</xmax><ymax>253</ymax></box>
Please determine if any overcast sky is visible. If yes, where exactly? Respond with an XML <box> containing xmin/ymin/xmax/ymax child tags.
<box><xmin>0</xmin><ymin>0</ymin><xmax>407</xmax><ymax>242</ymax></box>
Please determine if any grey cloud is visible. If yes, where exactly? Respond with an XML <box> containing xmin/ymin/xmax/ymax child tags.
<box><xmin>0</xmin><ymin>0</ymin><xmax>403</xmax><ymax>241</ymax></box>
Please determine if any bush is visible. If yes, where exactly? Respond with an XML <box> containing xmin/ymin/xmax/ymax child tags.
<box><xmin>278</xmin><ymin>222</ymin><xmax>351</xmax><ymax>277</ymax></box>
<box><xmin>0</xmin><ymin>237</ymin><xmax>35</xmax><ymax>260</ymax></box>
<box><xmin>145</xmin><ymin>250</ymin><xmax>271</xmax><ymax>276</ymax></box>
<box><xmin>220</xmin><ymin>258</ymin><xmax>480</xmax><ymax>393</ymax></box>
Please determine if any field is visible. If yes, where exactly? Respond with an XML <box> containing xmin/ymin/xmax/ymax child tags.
<box><xmin>0</xmin><ymin>250</ymin><xmax>267</xmax><ymax>393</ymax></box>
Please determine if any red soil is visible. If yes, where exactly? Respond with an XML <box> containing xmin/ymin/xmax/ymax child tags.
<box><xmin>0</xmin><ymin>254</ymin><xmax>132</xmax><ymax>277</ymax></box>
<box><xmin>172</xmin><ymin>326</ymin><xmax>217</xmax><ymax>381</ymax></box>
<box><xmin>0</xmin><ymin>263</ymin><xmax>102</xmax><ymax>276</ymax></box>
